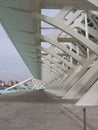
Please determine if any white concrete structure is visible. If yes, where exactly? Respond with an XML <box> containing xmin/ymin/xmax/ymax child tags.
<box><xmin>0</xmin><ymin>0</ymin><xmax>98</xmax><ymax>105</ymax></box>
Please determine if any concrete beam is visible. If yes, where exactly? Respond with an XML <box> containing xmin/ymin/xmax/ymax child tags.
<box><xmin>76</xmin><ymin>80</ymin><xmax>98</xmax><ymax>106</ymax></box>
<box><xmin>33</xmin><ymin>13</ymin><xmax>98</xmax><ymax>55</ymax></box>
<box><xmin>40</xmin><ymin>35</ymin><xmax>84</xmax><ymax>64</ymax></box>
<box><xmin>63</xmin><ymin>60</ymin><xmax>98</xmax><ymax>99</ymax></box>
<box><xmin>39</xmin><ymin>46</ymin><xmax>75</xmax><ymax>69</ymax></box>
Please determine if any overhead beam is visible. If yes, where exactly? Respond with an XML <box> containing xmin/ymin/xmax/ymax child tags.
<box><xmin>58</xmin><ymin>37</ymin><xmax>78</xmax><ymax>42</ymax></box>
<box><xmin>33</xmin><ymin>13</ymin><xmax>98</xmax><ymax>56</ymax></box>
<box><xmin>41</xmin><ymin>0</ymin><xmax>98</xmax><ymax>11</ymax></box>
<box><xmin>38</xmin><ymin>46</ymin><xmax>75</xmax><ymax>69</ymax></box>
<box><xmin>42</xmin><ymin>61</ymin><xmax>64</xmax><ymax>75</ymax></box>
<box><xmin>40</xmin><ymin>35</ymin><xmax>84</xmax><ymax>64</ymax></box>
<box><xmin>41</xmin><ymin>55</ymin><xmax>69</xmax><ymax>73</ymax></box>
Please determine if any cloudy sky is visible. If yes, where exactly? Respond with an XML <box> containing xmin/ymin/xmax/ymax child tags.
<box><xmin>0</xmin><ymin>24</ymin><xmax>32</xmax><ymax>82</ymax></box>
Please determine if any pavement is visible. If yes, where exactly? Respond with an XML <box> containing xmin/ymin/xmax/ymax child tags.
<box><xmin>0</xmin><ymin>90</ymin><xmax>97</xmax><ymax>130</ymax></box>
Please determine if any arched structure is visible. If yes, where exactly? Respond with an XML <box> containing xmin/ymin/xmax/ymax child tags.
<box><xmin>0</xmin><ymin>0</ymin><xmax>98</xmax><ymax>105</ymax></box>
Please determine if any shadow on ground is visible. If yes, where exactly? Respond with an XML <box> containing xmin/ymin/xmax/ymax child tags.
<box><xmin>0</xmin><ymin>90</ymin><xmax>78</xmax><ymax>103</ymax></box>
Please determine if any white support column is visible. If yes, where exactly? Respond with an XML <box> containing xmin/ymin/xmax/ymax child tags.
<box><xmin>85</xmin><ymin>12</ymin><xmax>89</xmax><ymax>58</ymax></box>
<box><xmin>69</xmin><ymin>43</ymin><xmax>73</xmax><ymax>63</ymax></box>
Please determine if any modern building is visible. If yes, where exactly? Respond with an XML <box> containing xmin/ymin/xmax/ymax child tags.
<box><xmin>0</xmin><ymin>0</ymin><xmax>98</xmax><ymax>105</ymax></box>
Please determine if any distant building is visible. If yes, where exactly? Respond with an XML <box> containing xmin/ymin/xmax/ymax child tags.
<box><xmin>7</xmin><ymin>80</ymin><xmax>19</xmax><ymax>86</ymax></box>
<box><xmin>8</xmin><ymin>80</ymin><xmax>14</xmax><ymax>86</ymax></box>
<box><xmin>0</xmin><ymin>80</ymin><xmax>5</xmax><ymax>86</ymax></box>
<box><xmin>14</xmin><ymin>81</ymin><xmax>19</xmax><ymax>85</ymax></box>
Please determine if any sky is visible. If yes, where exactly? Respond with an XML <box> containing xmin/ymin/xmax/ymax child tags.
<box><xmin>0</xmin><ymin>24</ymin><xmax>32</xmax><ymax>82</ymax></box>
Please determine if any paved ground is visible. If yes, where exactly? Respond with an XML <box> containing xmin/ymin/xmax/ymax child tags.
<box><xmin>0</xmin><ymin>90</ymin><xmax>97</xmax><ymax>130</ymax></box>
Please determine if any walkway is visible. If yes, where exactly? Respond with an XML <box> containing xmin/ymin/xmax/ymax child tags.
<box><xmin>0</xmin><ymin>90</ymin><xmax>97</xmax><ymax>130</ymax></box>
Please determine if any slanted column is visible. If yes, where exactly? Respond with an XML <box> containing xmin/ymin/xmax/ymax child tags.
<box><xmin>85</xmin><ymin>12</ymin><xmax>89</xmax><ymax>58</ymax></box>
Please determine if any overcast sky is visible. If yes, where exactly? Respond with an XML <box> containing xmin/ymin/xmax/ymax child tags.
<box><xmin>0</xmin><ymin>24</ymin><xmax>32</xmax><ymax>82</ymax></box>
